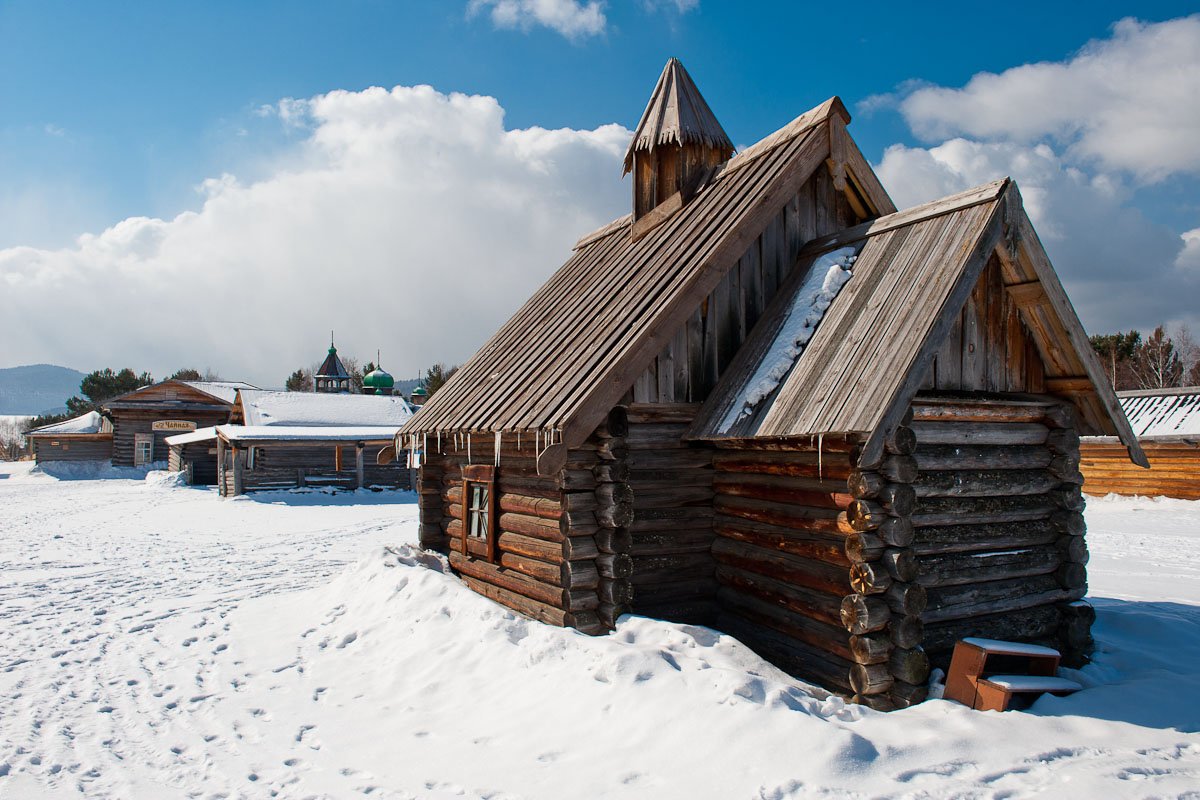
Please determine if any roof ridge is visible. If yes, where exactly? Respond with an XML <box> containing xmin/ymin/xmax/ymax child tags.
<box><xmin>799</xmin><ymin>178</ymin><xmax>1010</xmax><ymax>256</ymax></box>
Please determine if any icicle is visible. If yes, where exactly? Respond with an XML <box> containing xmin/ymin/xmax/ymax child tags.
<box><xmin>817</xmin><ymin>433</ymin><xmax>823</xmax><ymax>480</ymax></box>
<box><xmin>517</xmin><ymin>430</ymin><xmax>521</xmax><ymax>450</ymax></box>
<box><xmin>495</xmin><ymin>431</ymin><xmax>502</xmax><ymax>466</ymax></box>
<box><xmin>535</xmin><ymin>429</ymin><xmax>541</xmax><ymax>460</ymax></box>
<box><xmin>467</xmin><ymin>433</ymin><xmax>472</xmax><ymax>464</ymax></box>
<box><xmin>421</xmin><ymin>433</ymin><xmax>427</xmax><ymax>468</ymax></box>
<box><xmin>437</xmin><ymin>431</ymin><xmax>442</xmax><ymax>454</ymax></box>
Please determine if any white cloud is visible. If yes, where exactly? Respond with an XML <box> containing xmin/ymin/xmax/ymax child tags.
<box><xmin>467</xmin><ymin>0</ymin><xmax>606</xmax><ymax>40</ymax></box>
<box><xmin>0</xmin><ymin>84</ymin><xmax>631</xmax><ymax>385</ymax></box>
<box><xmin>893</xmin><ymin>15</ymin><xmax>1200</xmax><ymax>181</ymax></box>
<box><xmin>1178</xmin><ymin>228</ymin><xmax>1200</xmax><ymax>271</ymax></box>
<box><xmin>876</xmin><ymin>138</ymin><xmax>1198</xmax><ymax>334</ymax></box>
<box><xmin>642</xmin><ymin>0</ymin><xmax>699</xmax><ymax>12</ymax></box>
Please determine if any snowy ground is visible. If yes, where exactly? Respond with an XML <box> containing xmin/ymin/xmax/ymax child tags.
<box><xmin>0</xmin><ymin>461</ymin><xmax>1197</xmax><ymax>799</ymax></box>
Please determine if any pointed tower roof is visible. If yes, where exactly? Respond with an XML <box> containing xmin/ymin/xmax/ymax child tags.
<box><xmin>316</xmin><ymin>334</ymin><xmax>350</xmax><ymax>380</ymax></box>
<box><xmin>623</xmin><ymin>58</ymin><xmax>734</xmax><ymax>175</ymax></box>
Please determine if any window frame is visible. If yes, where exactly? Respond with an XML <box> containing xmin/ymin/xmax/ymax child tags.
<box><xmin>134</xmin><ymin>433</ymin><xmax>154</xmax><ymax>466</ymax></box>
<box><xmin>461</xmin><ymin>464</ymin><xmax>497</xmax><ymax>563</ymax></box>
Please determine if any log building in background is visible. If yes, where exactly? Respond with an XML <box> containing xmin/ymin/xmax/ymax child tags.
<box><xmin>397</xmin><ymin>59</ymin><xmax>1146</xmax><ymax>709</ymax></box>
<box><xmin>103</xmin><ymin>380</ymin><xmax>256</xmax><ymax>467</ymax></box>
<box><xmin>210</xmin><ymin>389</ymin><xmax>414</xmax><ymax>496</ymax></box>
<box><xmin>26</xmin><ymin>411</ymin><xmax>113</xmax><ymax>464</ymax></box>
<box><xmin>1081</xmin><ymin>387</ymin><xmax>1200</xmax><ymax>499</ymax></box>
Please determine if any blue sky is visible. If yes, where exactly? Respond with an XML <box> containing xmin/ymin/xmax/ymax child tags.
<box><xmin>1</xmin><ymin>1</ymin><xmax>1198</xmax><ymax>384</ymax></box>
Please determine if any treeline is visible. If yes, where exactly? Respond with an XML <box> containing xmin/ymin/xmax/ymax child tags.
<box><xmin>1090</xmin><ymin>324</ymin><xmax>1199</xmax><ymax>391</ymax></box>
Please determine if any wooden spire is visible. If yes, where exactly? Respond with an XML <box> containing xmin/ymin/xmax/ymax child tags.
<box><xmin>624</xmin><ymin>58</ymin><xmax>734</xmax><ymax>220</ymax></box>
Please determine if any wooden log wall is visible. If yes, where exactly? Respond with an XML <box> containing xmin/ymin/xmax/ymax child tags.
<box><xmin>623</xmin><ymin>403</ymin><xmax>716</xmax><ymax>625</ymax></box>
<box><xmin>909</xmin><ymin>394</ymin><xmax>1092</xmax><ymax>670</ymax></box>
<box><xmin>1080</xmin><ymin>439</ymin><xmax>1200</xmax><ymax>500</ymax></box>
<box><xmin>709</xmin><ymin>438</ymin><xmax>895</xmax><ymax>701</ymax></box>
<box><xmin>31</xmin><ymin>437</ymin><xmax>113</xmax><ymax>463</ymax></box>
<box><xmin>426</xmin><ymin>432</ymin><xmax>605</xmax><ymax>635</ymax></box>
<box><xmin>111</xmin><ymin>409</ymin><xmax>229</xmax><ymax>467</ymax></box>
<box><xmin>632</xmin><ymin>166</ymin><xmax>860</xmax><ymax>403</ymax></box>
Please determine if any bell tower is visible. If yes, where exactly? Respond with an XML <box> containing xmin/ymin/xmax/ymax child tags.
<box><xmin>623</xmin><ymin>58</ymin><xmax>735</xmax><ymax>221</ymax></box>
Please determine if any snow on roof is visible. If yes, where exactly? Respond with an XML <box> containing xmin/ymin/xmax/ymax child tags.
<box><xmin>181</xmin><ymin>381</ymin><xmax>257</xmax><ymax>404</ymax></box>
<box><xmin>238</xmin><ymin>390</ymin><xmax>413</xmax><ymax>427</ymax></box>
<box><xmin>27</xmin><ymin>411</ymin><xmax>110</xmax><ymax>436</ymax></box>
<box><xmin>1119</xmin><ymin>387</ymin><xmax>1200</xmax><ymax>438</ymax></box>
<box><xmin>165</xmin><ymin>427</ymin><xmax>218</xmax><ymax>446</ymax></box>
<box><xmin>216</xmin><ymin>425</ymin><xmax>402</xmax><ymax>443</ymax></box>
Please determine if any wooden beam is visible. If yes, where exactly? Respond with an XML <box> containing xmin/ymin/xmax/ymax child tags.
<box><xmin>1005</xmin><ymin>280</ymin><xmax>1046</xmax><ymax>308</ymax></box>
<box><xmin>1045</xmin><ymin>377</ymin><xmax>1093</xmax><ymax>393</ymax></box>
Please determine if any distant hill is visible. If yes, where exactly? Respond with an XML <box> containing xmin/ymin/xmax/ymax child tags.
<box><xmin>0</xmin><ymin>364</ymin><xmax>85</xmax><ymax>415</ymax></box>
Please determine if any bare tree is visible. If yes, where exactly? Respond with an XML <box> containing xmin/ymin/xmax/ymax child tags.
<box><xmin>1131</xmin><ymin>326</ymin><xmax>1183</xmax><ymax>389</ymax></box>
<box><xmin>1173</xmin><ymin>324</ymin><xmax>1199</xmax><ymax>387</ymax></box>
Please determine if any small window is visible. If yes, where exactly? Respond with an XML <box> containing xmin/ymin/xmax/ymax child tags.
<box><xmin>462</xmin><ymin>465</ymin><xmax>496</xmax><ymax>563</ymax></box>
<box><xmin>134</xmin><ymin>433</ymin><xmax>154</xmax><ymax>466</ymax></box>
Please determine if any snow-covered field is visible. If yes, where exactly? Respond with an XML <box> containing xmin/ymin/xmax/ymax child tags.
<box><xmin>1</xmin><ymin>461</ymin><xmax>1198</xmax><ymax>799</ymax></box>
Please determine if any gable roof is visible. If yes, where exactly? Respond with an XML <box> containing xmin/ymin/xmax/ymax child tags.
<box><xmin>403</xmin><ymin>98</ymin><xmax>891</xmax><ymax>454</ymax></box>
<box><xmin>1118</xmin><ymin>387</ymin><xmax>1200</xmax><ymax>438</ymax></box>
<box><xmin>27</xmin><ymin>410</ymin><xmax>111</xmax><ymax>436</ymax></box>
<box><xmin>180</xmin><ymin>381</ymin><xmax>256</xmax><ymax>404</ymax></box>
<box><xmin>104</xmin><ymin>379</ymin><xmax>256</xmax><ymax>410</ymax></box>
<box><xmin>686</xmin><ymin>179</ymin><xmax>1147</xmax><ymax>467</ymax></box>
<box><xmin>237</xmin><ymin>389</ymin><xmax>412</xmax><ymax>427</ymax></box>
<box><xmin>622</xmin><ymin>58</ymin><xmax>734</xmax><ymax>175</ymax></box>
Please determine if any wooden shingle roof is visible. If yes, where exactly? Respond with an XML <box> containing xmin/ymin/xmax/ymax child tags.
<box><xmin>403</xmin><ymin>99</ymin><xmax>850</xmax><ymax>449</ymax></box>
<box><xmin>1118</xmin><ymin>387</ymin><xmax>1200</xmax><ymax>439</ymax></box>
<box><xmin>687</xmin><ymin>179</ymin><xmax>1147</xmax><ymax>467</ymax></box>
<box><xmin>622</xmin><ymin>58</ymin><xmax>734</xmax><ymax>175</ymax></box>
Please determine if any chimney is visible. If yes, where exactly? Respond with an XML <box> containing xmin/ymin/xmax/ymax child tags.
<box><xmin>623</xmin><ymin>58</ymin><xmax>734</xmax><ymax>221</ymax></box>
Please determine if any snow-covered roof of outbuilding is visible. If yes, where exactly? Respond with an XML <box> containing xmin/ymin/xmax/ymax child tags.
<box><xmin>165</xmin><ymin>427</ymin><xmax>218</xmax><ymax>446</ymax></box>
<box><xmin>237</xmin><ymin>390</ymin><xmax>413</xmax><ymax>427</ymax></box>
<box><xmin>26</xmin><ymin>411</ymin><xmax>111</xmax><ymax>436</ymax></box>
<box><xmin>216</xmin><ymin>425</ymin><xmax>402</xmax><ymax>443</ymax></box>
<box><xmin>1118</xmin><ymin>387</ymin><xmax>1200</xmax><ymax>438</ymax></box>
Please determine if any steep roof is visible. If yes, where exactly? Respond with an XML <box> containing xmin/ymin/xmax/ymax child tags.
<box><xmin>316</xmin><ymin>346</ymin><xmax>350</xmax><ymax>380</ymax></box>
<box><xmin>237</xmin><ymin>389</ymin><xmax>412</xmax><ymax>427</ymax></box>
<box><xmin>1118</xmin><ymin>387</ymin><xmax>1200</xmax><ymax>438</ymax></box>
<box><xmin>687</xmin><ymin>179</ymin><xmax>1147</xmax><ymax>467</ymax></box>
<box><xmin>403</xmin><ymin>98</ymin><xmax>860</xmax><ymax>447</ymax></box>
<box><xmin>27</xmin><ymin>410</ymin><xmax>110</xmax><ymax>436</ymax></box>
<box><xmin>623</xmin><ymin>58</ymin><xmax>734</xmax><ymax>174</ymax></box>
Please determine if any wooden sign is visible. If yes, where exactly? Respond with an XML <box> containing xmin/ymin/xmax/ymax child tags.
<box><xmin>152</xmin><ymin>420</ymin><xmax>197</xmax><ymax>432</ymax></box>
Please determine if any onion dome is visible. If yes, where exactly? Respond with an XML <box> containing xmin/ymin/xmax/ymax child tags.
<box><xmin>363</xmin><ymin>366</ymin><xmax>395</xmax><ymax>394</ymax></box>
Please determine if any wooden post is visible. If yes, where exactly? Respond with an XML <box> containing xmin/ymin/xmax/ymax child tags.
<box><xmin>232</xmin><ymin>446</ymin><xmax>245</xmax><ymax>496</ymax></box>
<box><xmin>356</xmin><ymin>443</ymin><xmax>365</xmax><ymax>489</ymax></box>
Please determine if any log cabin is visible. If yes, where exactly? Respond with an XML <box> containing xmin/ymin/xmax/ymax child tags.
<box><xmin>397</xmin><ymin>59</ymin><xmax>1145</xmax><ymax>708</ymax></box>
<box><xmin>214</xmin><ymin>389</ymin><xmax>414</xmax><ymax>496</ymax></box>
<box><xmin>103</xmin><ymin>380</ymin><xmax>255</xmax><ymax>467</ymax></box>
<box><xmin>1081</xmin><ymin>387</ymin><xmax>1200</xmax><ymax>499</ymax></box>
<box><xmin>26</xmin><ymin>411</ymin><xmax>113</xmax><ymax>464</ymax></box>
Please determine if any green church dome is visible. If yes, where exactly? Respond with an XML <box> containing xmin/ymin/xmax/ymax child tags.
<box><xmin>411</xmin><ymin>385</ymin><xmax>428</xmax><ymax>396</ymax></box>
<box><xmin>363</xmin><ymin>367</ymin><xmax>395</xmax><ymax>390</ymax></box>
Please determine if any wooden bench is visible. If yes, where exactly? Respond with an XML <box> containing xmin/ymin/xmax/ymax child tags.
<box><xmin>944</xmin><ymin>637</ymin><xmax>1082</xmax><ymax>711</ymax></box>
